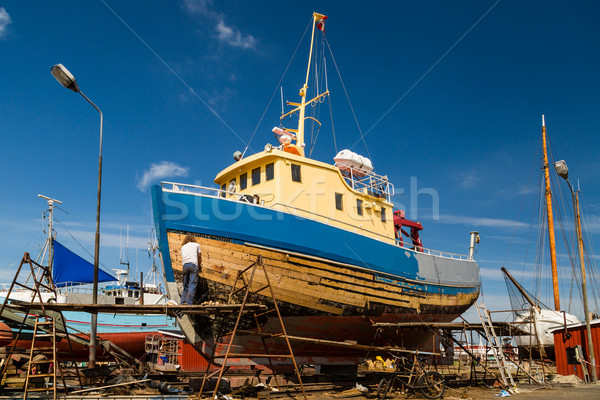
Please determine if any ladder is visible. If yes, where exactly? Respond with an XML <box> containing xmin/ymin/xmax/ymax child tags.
<box><xmin>201</xmin><ymin>255</ymin><xmax>307</xmax><ymax>400</ymax></box>
<box><xmin>0</xmin><ymin>253</ymin><xmax>83</xmax><ymax>399</ymax></box>
<box><xmin>23</xmin><ymin>316</ymin><xmax>63</xmax><ymax>399</ymax></box>
<box><xmin>475</xmin><ymin>301</ymin><xmax>516</xmax><ymax>389</ymax></box>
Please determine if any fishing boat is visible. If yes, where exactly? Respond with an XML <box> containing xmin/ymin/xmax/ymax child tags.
<box><xmin>0</xmin><ymin>195</ymin><xmax>178</xmax><ymax>360</ymax></box>
<box><xmin>151</xmin><ymin>13</ymin><xmax>481</xmax><ymax>368</ymax></box>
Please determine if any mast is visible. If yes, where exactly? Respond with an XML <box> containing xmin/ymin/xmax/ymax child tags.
<box><xmin>501</xmin><ymin>267</ymin><xmax>540</xmax><ymax>312</ymax></box>
<box><xmin>38</xmin><ymin>194</ymin><xmax>62</xmax><ymax>272</ymax></box>
<box><xmin>541</xmin><ymin>115</ymin><xmax>561</xmax><ymax>311</ymax></box>
<box><xmin>280</xmin><ymin>12</ymin><xmax>329</xmax><ymax>157</ymax></box>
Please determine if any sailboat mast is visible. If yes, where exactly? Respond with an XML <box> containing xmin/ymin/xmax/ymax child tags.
<box><xmin>541</xmin><ymin>115</ymin><xmax>561</xmax><ymax>311</ymax></box>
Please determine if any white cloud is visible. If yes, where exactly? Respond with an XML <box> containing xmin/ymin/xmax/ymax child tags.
<box><xmin>458</xmin><ymin>171</ymin><xmax>479</xmax><ymax>189</ymax></box>
<box><xmin>137</xmin><ymin>161</ymin><xmax>189</xmax><ymax>192</ymax></box>
<box><xmin>182</xmin><ymin>0</ymin><xmax>257</xmax><ymax>50</ymax></box>
<box><xmin>215</xmin><ymin>20</ymin><xmax>256</xmax><ymax>49</ymax></box>
<box><xmin>182</xmin><ymin>0</ymin><xmax>213</xmax><ymax>16</ymax></box>
<box><xmin>0</xmin><ymin>7</ymin><xmax>12</xmax><ymax>39</ymax></box>
<box><xmin>438</xmin><ymin>214</ymin><xmax>530</xmax><ymax>229</ymax></box>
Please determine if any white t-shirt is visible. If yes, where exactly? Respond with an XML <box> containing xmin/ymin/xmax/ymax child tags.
<box><xmin>181</xmin><ymin>242</ymin><xmax>201</xmax><ymax>265</ymax></box>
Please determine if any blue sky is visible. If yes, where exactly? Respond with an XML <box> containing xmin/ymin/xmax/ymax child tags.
<box><xmin>1</xmin><ymin>1</ymin><xmax>599</xmax><ymax>322</ymax></box>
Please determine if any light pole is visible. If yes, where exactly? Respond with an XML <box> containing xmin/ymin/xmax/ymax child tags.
<box><xmin>51</xmin><ymin>64</ymin><xmax>103</xmax><ymax>367</ymax></box>
<box><xmin>554</xmin><ymin>160</ymin><xmax>597</xmax><ymax>383</ymax></box>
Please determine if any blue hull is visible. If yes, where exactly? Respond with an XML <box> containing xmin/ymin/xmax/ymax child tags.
<box><xmin>152</xmin><ymin>185</ymin><xmax>480</xmax><ymax>299</ymax></box>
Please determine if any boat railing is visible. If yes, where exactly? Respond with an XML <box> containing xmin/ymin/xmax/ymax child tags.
<box><xmin>396</xmin><ymin>241</ymin><xmax>471</xmax><ymax>261</ymax></box>
<box><xmin>56</xmin><ymin>282</ymin><xmax>96</xmax><ymax>294</ymax></box>
<box><xmin>336</xmin><ymin>166</ymin><xmax>395</xmax><ymax>201</ymax></box>
<box><xmin>160</xmin><ymin>182</ymin><xmax>471</xmax><ymax>262</ymax></box>
<box><xmin>162</xmin><ymin>181</ymin><xmax>247</xmax><ymax>201</ymax></box>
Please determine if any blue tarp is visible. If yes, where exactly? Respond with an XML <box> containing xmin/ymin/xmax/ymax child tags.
<box><xmin>52</xmin><ymin>240</ymin><xmax>115</xmax><ymax>287</ymax></box>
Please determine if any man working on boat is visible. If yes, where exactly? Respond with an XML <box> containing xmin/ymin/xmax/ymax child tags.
<box><xmin>180</xmin><ymin>235</ymin><xmax>202</xmax><ymax>305</ymax></box>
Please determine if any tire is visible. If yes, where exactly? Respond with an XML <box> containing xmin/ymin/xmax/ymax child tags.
<box><xmin>418</xmin><ymin>371</ymin><xmax>446</xmax><ymax>399</ymax></box>
<box><xmin>377</xmin><ymin>376</ymin><xmax>394</xmax><ymax>399</ymax></box>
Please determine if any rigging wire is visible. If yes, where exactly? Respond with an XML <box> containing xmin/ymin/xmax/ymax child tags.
<box><xmin>504</xmin><ymin>133</ymin><xmax>541</xmax><ymax>271</ymax></box>
<box><xmin>309</xmin><ymin>32</ymin><xmax>327</xmax><ymax>157</ymax></box>
<box><xmin>54</xmin><ymin>216</ymin><xmax>114</xmax><ymax>275</ymax></box>
<box><xmin>547</xmin><ymin>138</ymin><xmax>580</xmax><ymax>313</ymax></box>
<box><xmin>241</xmin><ymin>17</ymin><xmax>313</xmax><ymax>158</ymax></box>
<box><xmin>324</xmin><ymin>37</ymin><xmax>373</xmax><ymax>162</ymax></box>
<box><xmin>580</xmin><ymin>196</ymin><xmax>600</xmax><ymax>312</ymax></box>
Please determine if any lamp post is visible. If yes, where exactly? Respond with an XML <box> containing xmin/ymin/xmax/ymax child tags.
<box><xmin>554</xmin><ymin>160</ymin><xmax>597</xmax><ymax>383</ymax></box>
<box><xmin>51</xmin><ymin>64</ymin><xmax>103</xmax><ymax>367</ymax></box>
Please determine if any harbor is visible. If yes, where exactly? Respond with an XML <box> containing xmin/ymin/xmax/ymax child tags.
<box><xmin>1</xmin><ymin>1</ymin><xmax>600</xmax><ymax>399</ymax></box>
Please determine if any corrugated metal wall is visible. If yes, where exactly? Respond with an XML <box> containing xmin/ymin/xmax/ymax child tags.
<box><xmin>553</xmin><ymin>321</ymin><xmax>600</xmax><ymax>380</ymax></box>
<box><xmin>180</xmin><ymin>342</ymin><xmax>212</xmax><ymax>372</ymax></box>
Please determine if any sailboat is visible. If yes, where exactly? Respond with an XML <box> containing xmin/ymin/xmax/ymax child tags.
<box><xmin>151</xmin><ymin>13</ymin><xmax>481</xmax><ymax>368</ymax></box>
<box><xmin>503</xmin><ymin>116</ymin><xmax>592</xmax><ymax>359</ymax></box>
<box><xmin>0</xmin><ymin>195</ymin><xmax>178</xmax><ymax>360</ymax></box>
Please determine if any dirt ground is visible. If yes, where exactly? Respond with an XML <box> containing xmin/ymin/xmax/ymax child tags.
<box><xmin>305</xmin><ymin>382</ymin><xmax>600</xmax><ymax>400</ymax></box>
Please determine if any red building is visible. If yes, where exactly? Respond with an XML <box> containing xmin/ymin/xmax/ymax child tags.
<box><xmin>552</xmin><ymin>319</ymin><xmax>600</xmax><ymax>380</ymax></box>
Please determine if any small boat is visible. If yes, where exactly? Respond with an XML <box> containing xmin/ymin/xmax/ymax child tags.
<box><xmin>151</xmin><ymin>12</ymin><xmax>481</xmax><ymax>369</ymax></box>
<box><xmin>0</xmin><ymin>195</ymin><xmax>178</xmax><ymax>360</ymax></box>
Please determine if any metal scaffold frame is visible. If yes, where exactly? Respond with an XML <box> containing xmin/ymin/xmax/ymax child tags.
<box><xmin>198</xmin><ymin>255</ymin><xmax>307</xmax><ymax>400</ymax></box>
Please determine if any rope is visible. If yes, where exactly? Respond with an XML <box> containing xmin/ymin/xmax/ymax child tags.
<box><xmin>324</xmin><ymin>37</ymin><xmax>373</xmax><ymax>162</ymax></box>
<box><xmin>241</xmin><ymin>17</ymin><xmax>312</xmax><ymax>158</ymax></box>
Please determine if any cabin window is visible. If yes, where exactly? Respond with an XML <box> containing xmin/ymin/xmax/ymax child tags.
<box><xmin>128</xmin><ymin>290</ymin><xmax>133</xmax><ymax>298</ymax></box>
<box><xmin>220</xmin><ymin>183</ymin><xmax>226</xmax><ymax>197</ymax></box>
<box><xmin>240</xmin><ymin>173</ymin><xmax>248</xmax><ymax>190</ymax></box>
<box><xmin>357</xmin><ymin>199</ymin><xmax>363</xmax><ymax>216</ymax></box>
<box><xmin>252</xmin><ymin>167</ymin><xmax>261</xmax><ymax>186</ymax></box>
<box><xmin>381</xmin><ymin>208</ymin><xmax>386</xmax><ymax>222</ymax></box>
<box><xmin>266</xmin><ymin>163</ymin><xmax>274</xmax><ymax>181</ymax></box>
<box><xmin>116</xmin><ymin>298</ymin><xmax>124</xmax><ymax>305</ymax></box>
<box><xmin>335</xmin><ymin>193</ymin><xmax>343</xmax><ymax>211</ymax></box>
<box><xmin>291</xmin><ymin>164</ymin><xmax>301</xmax><ymax>182</ymax></box>
<box><xmin>134</xmin><ymin>291</ymin><xmax>139</xmax><ymax>298</ymax></box>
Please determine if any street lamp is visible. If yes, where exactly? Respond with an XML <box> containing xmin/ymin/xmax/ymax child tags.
<box><xmin>554</xmin><ymin>159</ymin><xmax>597</xmax><ymax>383</ymax></box>
<box><xmin>51</xmin><ymin>64</ymin><xmax>103</xmax><ymax>368</ymax></box>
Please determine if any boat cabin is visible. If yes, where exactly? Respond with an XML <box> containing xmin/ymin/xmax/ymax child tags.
<box><xmin>214</xmin><ymin>146</ymin><xmax>397</xmax><ymax>244</ymax></box>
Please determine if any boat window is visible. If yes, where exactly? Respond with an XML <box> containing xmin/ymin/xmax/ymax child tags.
<box><xmin>357</xmin><ymin>199</ymin><xmax>363</xmax><ymax>216</ymax></box>
<box><xmin>335</xmin><ymin>193</ymin><xmax>343</xmax><ymax>211</ymax></box>
<box><xmin>266</xmin><ymin>163</ymin><xmax>274</xmax><ymax>181</ymax></box>
<box><xmin>291</xmin><ymin>164</ymin><xmax>301</xmax><ymax>182</ymax></box>
<box><xmin>240</xmin><ymin>173</ymin><xmax>248</xmax><ymax>190</ymax></box>
<box><xmin>252</xmin><ymin>167</ymin><xmax>261</xmax><ymax>186</ymax></box>
<box><xmin>128</xmin><ymin>290</ymin><xmax>133</xmax><ymax>297</ymax></box>
<box><xmin>381</xmin><ymin>208</ymin><xmax>386</xmax><ymax>222</ymax></box>
<box><xmin>134</xmin><ymin>291</ymin><xmax>139</xmax><ymax>298</ymax></box>
<box><xmin>220</xmin><ymin>183</ymin><xmax>226</xmax><ymax>197</ymax></box>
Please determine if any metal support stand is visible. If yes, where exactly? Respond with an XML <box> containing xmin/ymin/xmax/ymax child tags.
<box><xmin>0</xmin><ymin>253</ymin><xmax>83</xmax><ymax>399</ymax></box>
<box><xmin>198</xmin><ymin>256</ymin><xmax>307</xmax><ymax>400</ymax></box>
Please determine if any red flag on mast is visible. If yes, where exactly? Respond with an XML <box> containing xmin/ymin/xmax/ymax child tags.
<box><xmin>316</xmin><ymin>14</ymin><xmax>328</xmax><ymax>32</ymax></box>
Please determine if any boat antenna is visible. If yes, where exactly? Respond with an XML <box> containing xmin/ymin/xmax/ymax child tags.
<box><xmin>119</xmin><ymin>225</ymin><xmax>130</xmax><ymax>277</ymax></box>
<box><xmin>38</xmin><ymin>194</ymin><xmax>62</xmax><ymax>271</ymax></box>
<box><xmin>280</xmin><ymin>86</ymin><xmax>284</xmax><ymax>117</ymax></box>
